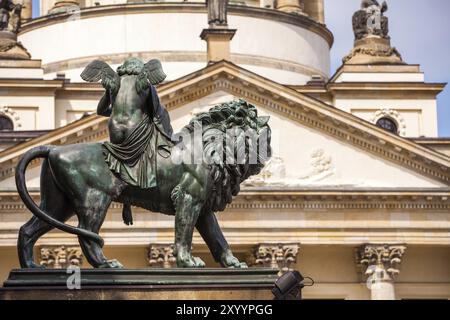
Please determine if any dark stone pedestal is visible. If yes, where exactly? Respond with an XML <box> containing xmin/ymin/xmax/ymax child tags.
<box><xmin>0</xmin><ymin>268</ymin><xmax>279</xmax><ymax>300</ymax></box>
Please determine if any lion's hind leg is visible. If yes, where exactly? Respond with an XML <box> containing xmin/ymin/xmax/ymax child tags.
<box><xmin>75</xmin><ymin>190</ymin><xmax>122</xmax><ymax>268</ymax></box>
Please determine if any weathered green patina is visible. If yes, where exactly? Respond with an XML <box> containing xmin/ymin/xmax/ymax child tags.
<box><xmin>15</xmin><ymin>58</ymin><xmax>271</xmax><ymax>269</ymax></box>
<box><xmin>103</xmin><ymin>113</ymin><xmax>158</xmax><ymax>189</ymax></box>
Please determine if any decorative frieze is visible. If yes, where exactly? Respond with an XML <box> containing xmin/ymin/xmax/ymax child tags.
<box><xmin>147</xmin><ymin>244</ymin><xmax>177</xmax><ymax>268</ymax></box>
<box><xmin>1</xmin><ymin>191</ymin><xmax>450</xmax><ymax>213</ymax></box>
<box><xmin>247</xmin><ymin>243</ymin><xmax>300</xmax><ymax>274</ymax></box>
<box><xmin>39</xmin><ymin>245</ymin><xmax>83</xmax><ymax>269</ymax></box>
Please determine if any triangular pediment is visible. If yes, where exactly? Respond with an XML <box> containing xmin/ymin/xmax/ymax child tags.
<box><xmin>161</xmin><ymin>92</ymin><xmax>447</xmax><ymax>189</ymax></box>
<box><xmin>0</xmin><ymin>61</ymin><xmax>449</xmax><ymax>189</ymax></box>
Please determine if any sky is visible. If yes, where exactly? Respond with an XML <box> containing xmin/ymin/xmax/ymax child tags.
<box><xmin>31</xmin><ymin>0</ymin><xmax>450</xmax><ymax>136</ymax></box>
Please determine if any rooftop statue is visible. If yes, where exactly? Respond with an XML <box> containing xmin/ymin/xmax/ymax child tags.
<box><xmin>0</xmin><ymin>0</ymin><xmax>30</xmax><ymax>60</ymax></box>
<box><xmin>15</xmin><ymin>58</ymin><xmax>272</xmax><ymax>269</ymax></box>
<box><xmin>0</xmin><ymin>0</ymin><xmax>21</xmax><ymax>33</ymax></box>
<box><xmin>207</xmin><ymin>0</ymin><xmax>229</xmax><ymax>28</ymax></box>
<box><xmin>353</xmin><ymin>0</ymin><xmax>389</xmax><ymax>40</ymax></box>
<box><xmin>344</xmin><ymin>0</ymin><xmax>402</xmax><ymax>65</ymax></box>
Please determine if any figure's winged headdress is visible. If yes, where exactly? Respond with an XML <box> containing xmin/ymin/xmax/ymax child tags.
<box><xmin>80</xmin><ymin>60</ymin><xmax>121</xmax><ymax>94</ymax></box>
<box><xmin>81</xmin><ymin>58</ymin><xmax>166</xmax><ymax>94</ymax></box>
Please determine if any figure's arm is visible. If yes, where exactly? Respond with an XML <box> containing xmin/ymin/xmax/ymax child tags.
<box><xmin>149</xmin><ymin>84</ymin><xmax>173</xmax><ymax>138</ymax></box>
<box><xmin>97</xmin><ymin>91</ymin><xmax>112</xmax><ymax>117</ymax></box>
<box><xmin>158</xmin><ymin>106</ymin><xmax>174</xmax><ymax>138</ymax></box>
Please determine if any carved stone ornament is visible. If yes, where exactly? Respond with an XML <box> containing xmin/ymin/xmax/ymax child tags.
<box><xmin>356</xmin><ymin>244</ymin><xmax>406</xmax><ymax>280</ymax></box>
<box><xmin>342</xmin><ymin>41</ymin><xmax>403</xmax><ymax>64</ymax></box>
<box><xmin>39</xmin><ymin>245</ymin><xmax>84</xmax><ymax>269</ymax></box>
<box><xmin>243</xmin><ymin>150</ymin><xmax>334</xmax><ymax>187</ymax></box>
<box><xmin>147</xmin><ymin>244</ymin><xmax>177</xmax><ymax>268</ymax></box>
<box><xmin>371</xmin><ymin>108</ymin><xmax>406</xmax><ymax>136</ymax></box>
<box><xmin>247</xmin><ymin>243</ymin><xmax>300</xmax><ymax>274</ymax></box>
<box><xmin>0</xmin><ymin>106</ymin><xmax>22</xmax><ymax>128</ymax></box>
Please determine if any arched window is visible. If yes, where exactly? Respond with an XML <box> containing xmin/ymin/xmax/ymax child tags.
<box><xmin>376</xmin><ymin>117</ymin><xmax>398</xmax><ymax>134</ymax></box>
<box><xmin>0</xmin><ymin>115</ymin><xmax>13</xmax><ymax>131</ymax></box>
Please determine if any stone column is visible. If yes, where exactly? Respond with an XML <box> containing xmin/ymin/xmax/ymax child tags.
<box><xmin>247</xmin><ymin>243</ymin><xmax>300</xmax><ymax>275</ymax></box>
<box><xmin>303</xmin><ymin>0</ymin><xmax>324</xmax><ymax>23</ymax></box>
<box><xmin>275</xmin><ymin>0</ymin><xmax>304</xmax><ymax>14</ymax></box>
<box><xmin>147</xmin><ymin>244</ymin><xmax>177</xmax><ymax>268</ymax></box>
<box><xmin>49</xmin><ymin>1</ymin><xmax>80</xmax><ymax>15</ymax></box>
<box><xmin>39</xmin><ymin>245</ymin><xmax>84</xmax><ymax>269</ymax></box>
<box><xmin>356</xmin><ymin>244</ymin><xmax>406</xmax><ymax>300</ymax></box>
<box><xmin>200</xmin><ymin>28</ymin><xmax>236</xmax><ymax>63</ymax></box>
<box><xmin>201</xmin><ymin>0</ymin><xmax>236</xmax><ymax>64</ymax></box>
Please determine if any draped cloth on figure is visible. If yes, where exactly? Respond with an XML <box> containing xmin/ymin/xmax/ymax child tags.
<box><xmin>101</xmin><ymin>85</ymin><xmax>174</xmax><ymax>190</ymax></box>
<box><xmin>103</xmin><ymin>114</ymin><xmax>157</xmax><ymax>189</ymax></box>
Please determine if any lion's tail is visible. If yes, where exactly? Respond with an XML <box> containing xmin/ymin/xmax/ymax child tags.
<box><xmin>15</xmin><ymin>146</ymin><xmax>104</xmax><ymax>246</ymax></box>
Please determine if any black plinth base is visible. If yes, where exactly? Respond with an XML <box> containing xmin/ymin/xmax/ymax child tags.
<box><xmin>0</xmin><ymin>268</ymin><xmax>279</xmax><ymax>300</ymax></box>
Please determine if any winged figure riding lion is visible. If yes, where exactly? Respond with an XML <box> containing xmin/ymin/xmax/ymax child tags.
<box><xmin>15</xmin><ymin>58</ymin><xmax>271</xmax><ymax>269</ymax></box>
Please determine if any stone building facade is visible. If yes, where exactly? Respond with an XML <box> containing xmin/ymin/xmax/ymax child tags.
<box><xmin>0</xmin><ymin>0</ymin><xmax>449</xmax><ymax>300</ymax></box>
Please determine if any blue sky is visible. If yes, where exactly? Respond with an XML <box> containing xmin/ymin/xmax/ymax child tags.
<box><xmin>31</xmin><ymin>0</ymin><xmax>449</xmax><ymax>136</ymax></box>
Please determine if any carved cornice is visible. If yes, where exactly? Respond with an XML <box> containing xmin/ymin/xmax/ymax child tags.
<box><xmin>327</xmin><ymin>82</ymin><xmax>446</xmax><ymax>97</ymax></box>
<box><xmin>356</xmin><ymin>244</ymin><xmax>406</xmax><ymax>280</ymax></box>
<box><xmin>1</xmin><ymin>189</ymin><xmax>450</xmax><ymax>212</ymax></box>
<box><xmin>38</xmin><ymin>245</ymin><xmax>83</xmax><ymax>269</ymax></box>
<box><xmin>147</xmin><ymin>243</ymin><xmax>176</xmax><ymax>268</ymax></box>
<box><xmin>20</xmin><ymin>3</ymin><xmax>333</xmax><ymax>47</ymax></box>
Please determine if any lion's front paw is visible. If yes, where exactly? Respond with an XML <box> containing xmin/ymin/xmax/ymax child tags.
<box><xmin>177</xmin><ymin>251</ymin><xmax>205</xmax><ymax>268</ymax></box>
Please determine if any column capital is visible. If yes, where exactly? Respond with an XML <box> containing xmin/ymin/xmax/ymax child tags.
<box><xmin>247</xmin><ymin>243</ymin><xmax>300</xmax><ymax>274</ymax></box>
<box><xmin>147</xmin><ymin>244</ymin><xmax>177</xmax><ymax>268</ymax></box>
<box><xmin>39</xmin><ymin>245</ymin><xmax>83</xmax><ymax>269</ymax></box>
<box><xmin>356</xmin><ymin>244</ymin><xmax>407</xmax><ymax>280</ymax></box>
